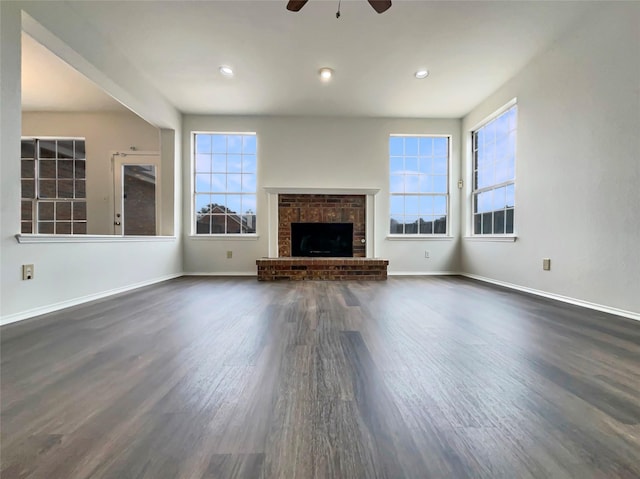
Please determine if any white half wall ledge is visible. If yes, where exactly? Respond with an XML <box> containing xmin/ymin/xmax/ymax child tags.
<box><xmin>462</xmin><ymin>273</ymin><xmax>640</xmax><ymax>322</ymax></box>
<box><xmin>0</xmin><ymin>273</ymin><xmax>183</xmax><ymax>326</ymax></box>
<box><xmin>15</xmin><ymin>234</ymin><xmax>177</xmax><ymax>244</ymax></box>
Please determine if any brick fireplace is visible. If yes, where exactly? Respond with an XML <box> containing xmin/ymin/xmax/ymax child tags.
<box><xmin>256</xmin><ymin>191</ymin><xmax>388</xmax><ymax>280</ymax></box>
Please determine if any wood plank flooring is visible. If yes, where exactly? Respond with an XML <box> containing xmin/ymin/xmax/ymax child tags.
<box><xmin>1</xmin><ymin>276</ymin><xmax>639</xmax><ymax>478</ymax></box>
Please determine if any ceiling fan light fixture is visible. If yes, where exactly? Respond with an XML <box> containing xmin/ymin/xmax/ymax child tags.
<box><xmin>219</xmin><ymin>65</ymin><xmax>234</xmax><ymax>77</ymax></box>
<box><xmin>319</xmin><ymin>67</ymin><xmax>334</xmax><ymax>81</ymax></box>
<box><xmin>415</xmin><ymin>69</ymin><xmax>429</xmax><ymax>79</ymax></box>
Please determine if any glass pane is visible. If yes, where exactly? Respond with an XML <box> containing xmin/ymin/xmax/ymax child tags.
<box><xmin>226</xmin><ymin>195</ymin><xmax>241</xmax><ymax>214</ymax></box>
<box><xmin>196</xmin><ymin>214</ymin><xmax>212</xmax><ymax>234</ymax></box>
<box><xmin>56</xmin><ymin>222</ymin><xmax>71</xmax><ymax>234</ymax></box>
<box><xmin>495</xmin><ymin>113</ymin><xmax>509</xmax><ymax>139</ymax></box>
<box><xmin>477</xmin><ymin>190</ymin><xmax>492</xmax><ymax>213</ymax></box>
<box><xmin>38</xmin><ymin>222</ymin><xmax>54</xmax><ymax>234</ymax></box>
<box><xmin>474</xmin><ymin>214</ymin><xmax>482</xmax><ymax>234</ymax></box>
<box><xmin>21</xmin><ymin>222</ymin><xmax>33</xmax><ymax>234</ymax></box>
<box><xmin>390</xmin><ymin>216</ymin><xmax>403</xmax><ymax>234</ymax></box>
<box><xmin>58</xmin><ymin>180</ymin><xmax>74</xmax><ymax>198</ymax></box>
<box><xmin>419</xmin><ymin>216</ymin><xmax>433</xmax><ymax>234</ymax></box>
<box><xmin>404</xmin><ymin>175</ymin><xmax>420</xmax><ymax>193</ymax></box>
<box><xmin>433</xmin><ymin>176</ymin><xmax>447</xmax><ymax>193</ymax></box>
<box><xmin>506</xmin><ymin>184</ymin><xmax>515</xmax><ymax>208</ymax></box>
<box><xmin>390</xmin><ymin>196</ymin><xmax>404</xmax><ymax>215</ymax></box>
<box><xmin>73</xmin><ymin>202</ymin><xmax>87</xmax><ymax>221</ymax></box>
<box><xmin>39</xmin><ymin>180</ymin><xmax>56</xmax><ymax>198</ymax></box>
<box><xmin>433</xmin><ymin>195</ymin><xmax>447</xmax><ymax>216</ymax></box>
<box><xmin>493</xmin><ymin>186</ymin><xmax>506</xmax><ymax>210</ymax></box>
<box><xmin>75</xmin><ymin>160</ymin><xmax>86</xmax><ymax>179</ymax></box>
<box><xmin>195</xmin><ymin>154</ymin><xmax>211</xmax><ymax>172</ymax></box>
<box><xmin>196</xmin><ymin>134</ymin><xmax>212</xmax><ymax>154</ymax></box>
<box><xmin>494</xmin><ymin>210</ymin><xmax>505</xmax><ymax>234</ymax></box>
<box><xmin>39</xmin><ymin>160</ymin><xmax>56</xmax><ymax>178</ymax></box>
<box><xmin>212</xmin><ymin>173</ymin><xmax>226</xmax><ymax>191</ymax></box>
<box><xmin>390</xmin><ymin>157</ymin><xmax>404</xmax><ymax>174</ymax></box>
<box><xmin>195</xmin><ymin>194</ymin><xmax>211</xmax><ymax>214</ymax></box>
<box><xmin>227</xmin><ymin>135</ymin><xmax>242</xmax><ymax>154</ymax></box>
<box><xmin>212</xmin><ymin>154</ymin><xmax>226</xmax><ymax>173</ymax></box>
<box><xmin>211</xmin><ymin>194</ymin><xmax>226</xmax><ymax>212</ymax></box>
<box><xmin>476</xmin><ymin>167</ymin><xmax>492</xmax><ymax>189</ymax></box>
<box><xmin>433</xmin><ymin>138</ymin><xmax>448</xmax><ymax>157</ymax></box>
<box><xmin>405</xmin><ymin>137</ymin><xmax>419</xmax><ymax>156</ymax></box>
<box><xmin>434</xmin><ymin>216</ymin><xmax>447</xmax><ymax>234</ymax></box>
<box><xmin>405</xmin><ymin>157</ymin><xmax>419</xmax><ymax>173</ymax></box>
<box><xmin>242</xmin><ymin>215</ymin><xmax>256</xmax><ymax>234</ymax></box>
<box><xmin>72</xmin><ymin>222</ymin><xmax>87</xmax><ymax>234</ymax></box>
<box><xmin>389</xmin><ymin>136</ymin><xmax>403</xmax><ymax>156</ymax></box>
<box><xmin>432</xmin><ymin>157</ymin><xmax>447</xmax><ymax>175</ymax></box>
<box><xmin>58</xmin><ymin>160</ymin><xmax>74</xmax><ymax>179</ymax></box>
<box><xmin>212</xmin><ymin>135</ymin><xmax>227</xmax><ymax>153</ymax></box>
<box><xmin>123</xmin><ymin>165</ymin><xmax>156</xmax><ymax>235</ymax></box>
<box><xmin>421</xmin><ymin>195</ymin><xmax>434</xmax><ymax>214</ymax></box>
<box><xmin>195</xmin><ymin>173</ymin><xmax>212</xmax><ymax>192</ymax></box>
<box><xmin>227</xmin><ymin>174</ymin><xmax>242</xmax><ymax>193</ymax></box>
<box><xmin>495</xmin><ymin>160</ymin><xmax>509</xmax><ymax>183</ymax></box>
<box><xmin>74</xmin><ymin>141</ymin><xmax>85</xmax><ymax>159</ymax></box>
<box><xmin>404</xmin><ymin>216</ymin><xmax>419</xmax><ymax>234</ymax></box>
<box><xmin>21</xmin><ymin>139</ymin><xmax>36</xmax><ymax>158</ymax></box>
<box><xmin>39</xmin><ymin>202</ymin><xmax>54</xmax><ymax>220</ymax></box>
<box><xmin>56</xmin><ymin>202</ymin><xmax>71</xmax><ymax>220</ymax></box>
<box><xmin>227</xmin><ymin>215</ymin><xmax>241</xmax><ymax>233</ymax></box>
<box><xmin>243</xmin><ymin>155</ymin><xmax>257</xmax><ymax>173</ymax></box>
<box><xmin>390</xmin><ymin>174</ymin><xmax>404</xmax><ymax>193</ymax></box>
<box><xmin>419</xmin><ymin>137</ymin><xmax>433</xmax><ymax>156</ymax></box>
<box><xmin>58</xmin><ymin>140</ymin><xmax>74</xmax><ymax>159</ymax></box>
<box><xmin>21</xmin><ymin>180</ymin><xmax>35</xmax><ymax>199</ymax></box>
<box><xmin>482</xmin><ymin>212</ymin><xmax>493</xmax><ymax>234</ymax></box>
<box><xmin>242</xmin><ymin>135</ymin><xmax>256</xmax><ymax>154</ymax></box>
<box><xmin>21</xmin><ymin>200</ymin><xmax>33</xmax><ymax>221</ymax></box>
<box><xmin>418</xmin><ymin>157</ymin><xmax>432</xmax><ymax>174</ymax></box>
<box><xmin>241</xmin><ymin>194</ymin><xmax>256</xmax><ymax>215</ymax></box>
<box><xmin>21</xmin><ymin>159</ymin><xmax>35</xmax><ymax>178</ymax></box>
<box><xmin>39</xmin><ymin>141</ymin><xmax>56</xmax><ymax>158</ymax></box>
<box><xmin>227</xmin><ymin>155</ymin><xmax>242</xmax><ymax>173</ymax></box>
<box><xmin>405</xmin><ymin>196</ymin><xmax>419</xmax><ymax>215</ymax></box>
<box><xmin>211</xmin><ymin>215</ymin><xmax>226</xmax><ymax>234</ymax></box>
<box><xmin>506</xmin><ymin>208</ymin><xmax>514</xmax><ymax>234</ymax></box>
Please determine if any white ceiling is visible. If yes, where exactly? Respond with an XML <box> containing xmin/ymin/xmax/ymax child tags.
<box><xmin>24</xmin><ymin>0</ymin><xmax>603</xmax><ymax>118</ymax></box>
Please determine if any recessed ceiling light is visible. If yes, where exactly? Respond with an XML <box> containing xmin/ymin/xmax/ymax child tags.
<box><xmin>415</xmin><ymin>69</ymin><xmax>429</xmax><ymax>79</ymax></box>
<box><xmin>319</xmin><ymin>67</ymin><xmax>334</xmax><ymax>81</ymax></box>
<box><xmin>219</xmin><ymin>65</ymin><xmax>234</xmax><ymax>77</ymax></box>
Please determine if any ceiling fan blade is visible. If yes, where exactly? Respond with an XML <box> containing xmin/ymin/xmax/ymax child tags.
<box><xmin>368</xmin><ymin>0</ymin><xmax>392</xmax><ymax>14</ymax></box>
<box><xmin>287</xmin><ymin>0</ymin><xmax>309</xmax><ymax>12</ymax></box>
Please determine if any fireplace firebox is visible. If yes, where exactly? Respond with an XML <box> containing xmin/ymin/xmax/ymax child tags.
<box><xmin>291</xmin><ymin>222</ymin><xmax>353</xmax><ymax>257</ymax></box>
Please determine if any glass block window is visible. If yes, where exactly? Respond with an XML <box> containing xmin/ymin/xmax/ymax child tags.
<box><xmin>20</xmin><ymin>138</ymin><xmax>87</xmax><ymax>234</ymax></box>
<box><xmin>193</xmin><ymin>133</ymin><xmax>257</xmax><ymax>234</ymax></box>
<box><xmin>390</xmin><ymin>135</ymin><xmax>449</xmax><ymax>235</ymax></box>
<box><xmin>472</xmin><ymin>104</ymin><xmax>517</xmax><ymax>235</ymax></box>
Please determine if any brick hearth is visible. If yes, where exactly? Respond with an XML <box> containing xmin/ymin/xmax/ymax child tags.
<box><xmin>256</xmin><ymin>258</ymin><xmax>388</xmax><ymax>281</ymax></box>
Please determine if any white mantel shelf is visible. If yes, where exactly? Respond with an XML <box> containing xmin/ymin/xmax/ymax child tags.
<box><xmin>263</xmin><ymin>187</ymin><xmax>380</xmax><ymax>195</ymax></box>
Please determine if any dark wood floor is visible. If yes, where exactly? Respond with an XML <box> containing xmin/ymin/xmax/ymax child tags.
<box><xmin>1</xmin><ymin>276</ymin><xmax>639</xmax><ymax>479</ymax></box>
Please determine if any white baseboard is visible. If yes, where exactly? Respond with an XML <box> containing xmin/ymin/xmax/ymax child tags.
<box><xmin>184</xmin><ymin>272</ymin><xmax>257</xmax><ymax>277</ymax></box>
<box><xmin>462</xmin><ymin>273</ymin><xmax>640</xmax><ymax>322</ymax></box>
<box><xmin>0</xmin><ymin>273</ymin><xmax>184</xmax><ymax>327</ymax></box>
<box><xmin>388</xmin><ymin>271</ymin><xmax>460</xmax><ymax>276</ymax></box>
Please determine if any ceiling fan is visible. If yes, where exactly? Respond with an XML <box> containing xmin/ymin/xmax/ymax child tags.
<box><xmin>287</xmin><ymin>0</ymin><xmax>392</xmax><ymax>14</ymax></box>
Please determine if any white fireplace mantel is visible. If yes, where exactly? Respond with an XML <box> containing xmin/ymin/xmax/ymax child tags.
<box><xmin>263</xmin><ymin>187</ymin><xmax>381</xmax><ymax>259</ymax></box>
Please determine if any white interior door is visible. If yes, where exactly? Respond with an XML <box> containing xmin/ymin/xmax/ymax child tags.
<box><xmin>113</xmin><ymin>153</ymin><xmax>160</xmax><ymax>235</ymax></box>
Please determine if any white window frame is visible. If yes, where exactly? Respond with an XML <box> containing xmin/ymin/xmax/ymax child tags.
<box><xmin>191</xmin><ymin>131</ymin><xmax>258</xmax><ymax>236</ymax></box>
<box><xmin>388</xmin><ymin>134</ymin><xmax>451</xmax><ymax>237</ymax></box>
<box><xmin>470</xmin><ymin>100</ymin><xmax>517</xmax><ymax>237</ymax></box>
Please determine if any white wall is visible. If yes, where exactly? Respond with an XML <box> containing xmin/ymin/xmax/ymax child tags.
<box><xmin>461</xmin><ymin>4</ymin><xmax>640</xmax><ymax>314</ymax></box>
<box><xmin>1</xmin><ymin>1</ymin><xmax>183</xmax><ymax>323</ymax></box>
<box><xmin>182</xmin><ymin>115</ymin><xmax>461</xmax><ymax>275</ymax></box>
<box><xmin>22</xmin><ymin>111</ymin><xmax>160</xmax><ymax>235</ymax></box>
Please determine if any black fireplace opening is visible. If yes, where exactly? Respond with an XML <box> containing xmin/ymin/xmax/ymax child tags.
<box><xmin>291</xmin><ymin>222</ymin><xmax>353</xmax><ymax>257</ymax></box>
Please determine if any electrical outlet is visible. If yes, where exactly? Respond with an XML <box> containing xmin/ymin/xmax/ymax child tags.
<box><xmin>226</xmin><ymin>251</ymin><xmax>233</xmax><ymax>259</ymax></box>
<box><xmin>424</xmin><ymin>251</ymin><xmax>430</xmax><ymax>259</ymax></box>
<box><xmin>543</xmin><ymin>258</ymin><xmax>551</xmax><ymax>271</ymax></box>
<box><xmin>22</xmin><ymin>264</ymin><xmax>34</xmax><ymax>280</ymax></box>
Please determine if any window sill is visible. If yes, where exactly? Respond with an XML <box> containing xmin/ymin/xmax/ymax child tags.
<box><xmin>386</xmin><ymin>235</ymin><xmax>454</xmax><ymax>241</ymax></box>
<box><xmin>464</xmin><ymin>235</ymin><xmax>517</xmax><ymax>242</ymax></box>
<box><xmin>16</xmin><ymin>234</ymin><xmax>177</xmax><ymax>244</ymax></box>
<box><xmin>188</xmin><ymin>234</ymin><xmax>260</xmax><ymax>241</ymax></box>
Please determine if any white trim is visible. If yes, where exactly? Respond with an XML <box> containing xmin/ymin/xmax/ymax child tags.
<box><xmin>462</xmin><ymin>273</ymin><xmax>640</xmax><ymax>322</ymax></box>
<box><xmin>263</xmin><ymin>187</ymin><xmax>380</xmax><ymax>195</ymax></box>
<box><xmin>388</xmin><ymin>271</ymin><xmax>460</xmax><ymax>276</ymax></box>
<box><xmin>16</xmin><ymin>234</ymin><xmax>177</xmax><ymax>244</ymax></box>
<box><xmin>468</xmin><ymin>97</ymin><xmax>518</xmax><ymax>132</ymax></box>
<box><xmin>187</xmin><ymin>235</ymin><xmax>260</xmax><ymax>241</ymax></box>
<box><xmin>0</xmin><ymin>273</ymin><xmax>183</xmax><ymax>326</ymax></box>
<box><xmin>464</xmin><ymin>235</ymin><xmax>517</xmax><ymax>242</ymax></box>
<box><xmin>386</xmin><ymin>235</ymin><xmax>454</xmax><ymax>241</ymax></box>
<box><xmin>184</xmin><ymin>272</ymin><xmax>257</xmax><ymax>277</ymax></box>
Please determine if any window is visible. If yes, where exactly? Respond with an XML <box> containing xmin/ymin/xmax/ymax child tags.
<box><xmin>390</xmin><ymin>135</ymin><xmax>449</xmax><ymax>235</ymax></box>
<box><xmin>193</xmin><ymin>133</ymin><xmax>257</xmax><ymax>234</ymax></box>
<box><xmin>21</xmin><ymin>138</ymin><xmax>87</xmax><ymax>234</ymax></box>
<box><xmin>472</xmin><ymin>104</ymin><xmax>517</xmax><ymax>235</ymax></box>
